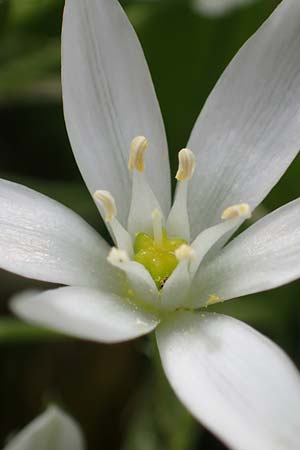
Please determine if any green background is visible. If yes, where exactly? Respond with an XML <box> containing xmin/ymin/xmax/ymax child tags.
<box><xmin>0</xmin><ymin>0</ymin><xmax>299</xmax><ymax>449</ymax></box>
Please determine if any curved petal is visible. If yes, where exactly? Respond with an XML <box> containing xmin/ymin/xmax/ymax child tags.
<box><xmin>119</xmin><ymin>262</ymin><xmax>159</xmax><ymax>307</ymax></box>
<box><xmin>11</xmin><ymin>286</ymin><xmax>159</xmax><ymax>343</ymax></box>
<box><xmin>194</xmin><ymin>0</ymin><xmax>254</xmax><ymax>17</ymax></box>
<box><xmin>0</xmin><ymin>179</ymin><xmax>116</xmax><ymax>289</ymax></box>
<box><xmin>62</xmin><ymin>0</ymin><xmax>170</xmax><ymax>226</ymax></box>
<box><xmin>160</xmin><ymin>261</ymin><xmax>191</xmax><ymax>310</ymax></box>
<box><xmin>191</xmin><ymin>199</ymin><xmax>300</xmax><ymax>307</ymax></box>
<box><xmin>188</xmin><ymin>0</ymin><xmax>300</xmax><ymax>238</ymax></box>
<box><xmin>4</xmin><ymin>406</ymin><xmax>85</xmax><ymax>450</ymax></box>
<box><xmin>157</xmin><ymin>312</ymin><xmax>300</xmax><ymax>450</ymax></box>
<box><xmin>190</xmin><ymin>215</ymin><xmax>244</xmax><ymax>277</ymax></box>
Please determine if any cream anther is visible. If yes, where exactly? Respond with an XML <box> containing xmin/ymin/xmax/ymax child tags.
<box><xmin>221</xmin><ymin>203</ymin><xmax>251</xmax><ymax>220</ymax></box>
<box><xmin>94</xmin><ymin>190</ymin><xmax>117</xmax><ymax>222</ymax></box>
<box><xmin>152</xmin><ymin>209</ymin><xmax>163</xmax><ymax>245</ymax></box>
<box><xmin>128</xmin><ymin>136</ymin><xmax>148</xmax><ymax>172</ymax></box>
<box><xmin>107</xmin><ymin>247</ymin><xmax>130</xmax><ymax>266</ymax></box>
<box><xmin>175</xmin><ymin>244</ymin><xmax>196</xmax><ymax>262</ymax></box>
<box><xmin>176</xmin><ymin>148</ymin><xmax>196</xmax><ymax>182</ymax></box>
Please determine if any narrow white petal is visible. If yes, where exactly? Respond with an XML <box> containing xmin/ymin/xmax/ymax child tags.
<box><xmin>11</xmin><ymin>286</ymin><xmax>158</xmax><ymax>343</ymax></box>
<box><xmin>191</xmin><ymin>199</ymin><xmax>300</xmax><ymax>307</ymax></box>
<box><xmin>194</xmin><ymin>0</ymin><xmax>254</xmax><ymax>17</ymax></box>
<box><xmin>157</xmin><ymin>312</ymin><xmax>300</xmax><ymax>450</ymax></box>
<box><xmin>62</xmin><ymin>0</ymin><xmax>170</xmax><ymax>226</ymax></box>
<box><xmin>190</xmin><ymin>216</ymin><xmax>243</xmax><ymax>277</ymax></box>
<box><xmin>4</xmin><ymin>406</ymin><xmax>84</xmax><ymax>450</ymax></box>
<box><xmin>0</xmin><ymin>179</ymin><xmax>116</xmax><ymax>289</ymax></box>
<box><xmin>160</xmin><ymin>261</ymin><xmax>191</xmax><ymax>310</ymax></box>
<box><xmin>127</xmin><ymin>172</ymin><xmax>163</xmax><ymax>237</ymax></box>
<box><xmin>108</xmin><ymin>252</ymin><xmax>159</xmax><ymax>307</ymax></box>
<box><xmin>188</xmin><ymin>0</ymin><xmax>300</xmax><ymax>238</ymax></box>
<box><xmin>166</xmin><ymin>181</ymin><xmax>190</xmax><ymax>242</ymax></box>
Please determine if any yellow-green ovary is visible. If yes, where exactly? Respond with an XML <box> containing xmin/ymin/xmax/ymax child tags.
<box><xmin>134</xmin><ymin>230</ymin><xmax>186</xmax><ymax>289</ymax></box>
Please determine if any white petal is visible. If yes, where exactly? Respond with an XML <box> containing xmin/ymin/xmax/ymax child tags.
<box><xmin>108</xmin><ymin>255</ymin><xmax>159</xmax><ymax>307</ymax></box>
<box><xmin>157</xmin><ymin>312</ymin><xmax>300</xmax><ymax>450</ymax></box>
<box><xmin>191</xmin><ymin>199</ymin><xmax>300</xmax><ymax>307</ymax></box>
<box><xmin>4</xmin><ymin>406</ymin><xmax>84</xmax><ymax>450</ymax></box>
<box><xmin>127</xmin><ymin>172</ymin><xmax>164</xmax><ymax>237</ymax></box>
<box><xmin>160</xmin><ymin>261</ymin><xmax>191</xmax><ymax>310</ymax></box>
<box><xmin>166</xmin><ymin>181</ymin><xmax>190</xmax><ymax>242</ymax></box>
<box><xmin>11</xmin><ymin>286</ymin><xmax>159</xmax><ymax>343</ymax></box>
<box><xmin>0</xmin><ymin>179</ymin><xmax>116</xmax><ymax>289</ymax></box>
<box><xmin>188</xmin><ymin>0</ymin><xmax>300</xmax><ymax>238</ymax></box>
<box><xmin>194</xmin><ymin>0</ymin><xmax>254</xmax><ymax>17</ymax></box>
<box><xmin>62</xmin><ymin>0</ymin><xmax>170</xmax><ymax>226</ymax></box>
<box><xmin>190</xmin><ymin>216</ymin><xmax>243</xmax><ymax>277</ymax></box>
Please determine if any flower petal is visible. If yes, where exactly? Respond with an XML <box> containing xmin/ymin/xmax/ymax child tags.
<box><xmin>157</xmin><ymin>312</ymin><xmax>300</xmax><ymax>450</ymax></box>
<box><xmin>187</xmin><ymin>0</ymin><xmax>300</xmax><ymax>238</ymax></box>
<box><xmin>194</xmin><ymin>0</ymin><xmax>254</xmax><ymax>17</ymax></box>
<box><xmin>11</xmin><ymin>286</ymin><xmax>159</xmax><ymax>343</ymax></box>
<box><xmin>0</xmin><ymin>179</ymin><xmax>116</xmax><ymax>289</ymax></box>
<box><xmin>190</xmin><ymin>216</ymin><xmax>244</xmax><ymax>277</ymax></box>
<box><xmin>191</xmin><ymin>199</ymin><xmax>300</xmax><ymax>307</ymax></box>
<box><xmin>160</xmin><ymin>261</ymin><xmax>191</xmax><ymax>310</ymax></box>
<box><xmin>4</xmin><ymin>406</ymin><xmax>84</xmax><ymax>450</ymax></box>
<box><xmin>62</xmin><ymin>0</ymin><xmax>170</xmax><ymax>226</ymax></box>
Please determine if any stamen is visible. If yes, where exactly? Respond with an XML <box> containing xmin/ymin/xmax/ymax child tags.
<box><xmin>94</xmin><ymin>190</ymin><xmax>117</xmax><ymax>222</ymax></box>
<box><xmin>94</xmin><ymin>190</ymin><xmax>133</xmax><ymax>256</ymax></box>
<box><xmin>152</xmin><ymin>209</ymin><xmax>163</xmax><ymax>245</ymax></box>
<box><xmin>166</xmin><ymin>149</ymin><xmax>196</xmax><ymax>242</ymax></box>
<box><xmin>128</xmin><ymin>136</ymin><xmax>148</xmax><ymax>172</ymax></box>
<box><xmin>221</xmin><ymin>203</ymin><xmax>251</xmax><ymax>220</ymax></box>
<box><xmin>107</xmin><ymin>247</ymin><xmax>130</xmax><ymax>266</ymax></box>
<box><xmin>175</xmin><ymin>244</ymin><xmax>196</xmax><ymax>262</ymax></box>
<box><xmin>175</xmin><ymin>148</ymin><xmax>196</xmax><ymax>182</ymax></box>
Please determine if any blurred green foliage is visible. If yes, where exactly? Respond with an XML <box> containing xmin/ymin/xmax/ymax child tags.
<box><xmin>0</xmin><ymin>0</ymin><xmax>299</xmax><ymax>449</ymax></box>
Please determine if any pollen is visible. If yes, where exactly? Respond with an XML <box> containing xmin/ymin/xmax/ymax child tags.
<box><xmin>176</xmin><ymin>148</ymin><xmax>196</xmax><ymax>182</ymax></box>
<box><xmin>221</xmin><ymin>203</ymin><xmax>251</xmax><ymax>220</ymax></box>
<box><xmin>94</xmin><ymin>190</ymin><xmax>117</xmax><ymax>222</ymax></box>
<box><xmin>128</xmin><ymin>136</ymin><xmax>148</xmax><ymax>172</ymax></box>
<box><xmin>133</xmin><ymin>230</ymin><xmax>186</xmax><ymax>289</ymax></box>
<box><xmin>207</xmin><ymin>294</ymin><xmax>221</xmax><ymax>306</ymax></box>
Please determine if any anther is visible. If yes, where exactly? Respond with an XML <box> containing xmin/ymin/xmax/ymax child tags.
<box><xmin>175</xmin><ymin>244</ymin><xmax>196</xmax><ymax>262</ymax></box>
<box><xmin>175</xmin><ymin>148</ymin><xmax>196</xmax><ymax>182</ymax></box>
<box><xmin>128</xmin><ymin>136</ymin><xmax>148</xmax><ymax>172</ymax></box>
<box><xmin>107</xmin><ymin>247</ymin><xmax>130</xmax><ymax>266</ymax></box>
<box><xmin>152</xmin><ymin>209</ymin><xmax>163</xmax><ymax>245</ymax></box>
<box><xmin>221</xmin><ymin>203</ymin><xmax>251</xmax><ymax>220</ymax></box>
<box><xmin>94</xmin><ymin>190</ymin><xmax>117</xmax><ymax>222</ymax></box>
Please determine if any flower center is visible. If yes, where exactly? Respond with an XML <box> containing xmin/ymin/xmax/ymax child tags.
<box><xmin>94</xmin><ymin>135</ymin><xmax>251</xmax><ymax>307</ymax></box>
<box><xmin>134</xmin><ymin>229</ymin><xmax>186</xmax><ymax>289</ymax></box>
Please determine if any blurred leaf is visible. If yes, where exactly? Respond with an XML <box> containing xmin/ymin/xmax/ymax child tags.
<box><xmin>0</xmin><ymin>0</ymin><xmax>10</xmax><ymax>34</ymax></box>
<box><xmin>0</xmin><ymin>38</ymin><xmax>60</xmax><ymax>100</ymax></box>
<box><xmin>0</xmin><ymin>318</ymin><xmax>63</xmax><ymax>343</ymax></box>
<box><xmin>122</xmin><ymin>339</ymin><xmax>199</xmax><ymax>450</ymax></box>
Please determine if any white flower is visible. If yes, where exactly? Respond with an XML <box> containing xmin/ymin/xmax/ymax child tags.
<box><xmin>193</xmin><ymin>0</ymin><xmax>256</xmax><ymax>16</ymax></box>
<box><xmin>3</xmin><ymin>406</ymin><xmax>84</xmax><ymax>450</ymax></box>
<box><xmin>1</xmin><ymin>0</ymin><xmax>300</xmax><ymax>448</ymax></box>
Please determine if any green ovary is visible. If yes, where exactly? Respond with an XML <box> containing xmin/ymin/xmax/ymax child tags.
<box><xmin>133</xmin><ymin>230</ymin><xmax>186</xmax><ymax>289</ymax></box>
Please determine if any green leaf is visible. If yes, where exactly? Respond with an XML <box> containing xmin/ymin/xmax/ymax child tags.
<box><xmin>0</xmin><ymin>318</ymin><xmax>64</xmax><ymax>344</ymax></box>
